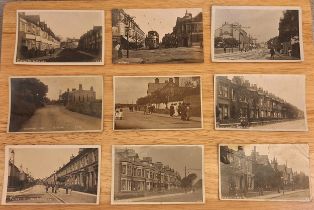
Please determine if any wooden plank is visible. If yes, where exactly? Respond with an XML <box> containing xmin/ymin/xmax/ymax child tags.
<box><xmin>0</xmin><ymin>0</ymin><xmax>314</xmax><ymax>209</ymax></box>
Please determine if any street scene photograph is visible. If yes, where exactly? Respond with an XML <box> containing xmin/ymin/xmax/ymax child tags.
<box><xmin>112</xmin><ymin>145</ymin><xmax>204</xmax><ymax>204</ymax></box>
<box><xmin>114</xmin><ymin>76</ymin><xmax>202</xmax><ymax>130</ymax></box>
<box><xmin>219</xmin><ymin>144</ymin><xmax>310</xmax><ymax>201</ymax></box>
<box><xmin>212</xmin><ymin>6</ymin><xmax>303</xmax><ymax>62</ymax></box>
<box><xmin>15</xmin><ymin>10</ymin><xmax>104</xmax><ymax>64</ymax></box>
<box><xmin>8</xmin><ymin>76</ymin><xmax>103</xmax><ymax>133</ymax></box>
<box><xmin>215</xmin><ymin>74</ymin><xmax>307</xmax><ymax>131</ymax></box>
<box><xmin>112</xmin><ymin>8</ymin><xmax>203</xmax><ymax>64</ymax></box>
<box><xmin>2</xmin><ymin>145</ymin><xmax>100</xmax><ymax>205</ymax></box>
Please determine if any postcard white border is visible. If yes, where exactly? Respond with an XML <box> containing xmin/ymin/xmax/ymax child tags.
<box><xmin>111</xmin><ymin>145</ymin><xmax>205</xmax><ymax>205</ymax></box>
<box><xmin>218</xmin><ymin>144</ymin><xmax>312</xmax><ymax>202</ymax></box>
<box><xmin>211</xmin><ymin>6</ymin><xmax>304</xmax><ymax>63</ymax></box>
<box><xmin>214</xmin><ymin>74</ymin><xmax>308</xmax><ymax>131</ymax></box>
<box><xmin>2</xmin><ymin>144</ymin><xmax>101</xmax><ymax>205</ymax></box>
<box><xmin>7</xmin><ymin>75</ymin><xmax>104</xmax><ymax>133</ymax></box>
<box><xmin>112</xmin><ymin>75</ymin><xmax>204</xmax><ymax>131</ymax></box>
<box><xmin>14</xmin><ymin>10</ymin><xmax>105</xmax><ymax>65</ymax></box>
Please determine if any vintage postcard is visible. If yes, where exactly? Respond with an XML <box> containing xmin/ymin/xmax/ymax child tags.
<box><xmin>211</xmin><ymin>6</ymin><xmax>303</xmax><ymax>62</ymax></box>
<box><xmin>2</xmin><ymin>145</ymin><xmax>101</xmax><ymax>205</ymax></box>
<box><xmin>112</xmin><ymin>8</ymin><xmax>204</xmax><ymax>64</ymax></box>
<box><xmin>114</xmin><ymin>76</ymin><xmax>203</xmax><ymax>130</ymax></box>
<box><xmin>214</xmin><ymin>74</ymin><xmax>307</xmax><ymax>131</ymax></box>
<box><xmin>219</xmin><ymin>144</ymin><xmax>311</xmax><ymax>201</ymax></box>
<box><xmin>112</xmin><ymin>145</ymin><xmax>204</xmax><ymax>204</ymax></box>
<box><xmin>15</xmin><ymin>10</ymin><xmax>104</xmax><ymax>65</ymax></box>
<box><xmin>8</xmin><ymin>76</ymin><xmax>103</xmax><ymax>133</ymax></box>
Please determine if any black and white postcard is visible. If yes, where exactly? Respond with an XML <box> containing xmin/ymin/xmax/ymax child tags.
<box><xmin>219</xmin><ymin>144</ymin><xmax>311</xmax><ymax>201</ymax></box>
<box><xmin>15</xmin><ymin>10</ymin><xmax>104</xmax><ymax>65</ymax></box>
<box><xmin>2</xmin><ymin>145</ymin><xmax>101</xmax><ymax>205</ymax></box>
<box><xmin>211</xmin><ymin>6</ymin><xmax>303</xmax><ymax>62</ymax></box>
<box><xmin>215</xmin><ymin>74</ymin><xmax>307</xmax><ymax>131</ymax></box>
<box><xmin>8</xmin><ymin>76</ymin><xmax>103</xmax><ymax>133</ymax></box>
<box><xmin>114</xmin><ymin>76</ymin><xmax>203</xmax><ymax>130</ymax></box>
<box><xmin>112</xmin><ymin>145</ymin><xmax>204</xmax><ymax>204</ymax></box>
<box><xmin>112</xmin><ymin>8</ymin><xmax>204</xmax><ymax>64</ymax></box>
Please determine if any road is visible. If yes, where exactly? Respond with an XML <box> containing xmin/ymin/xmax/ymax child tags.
<box><xmin>6</xmin><ymin>184</ymin><xmax>97</xmax><ymax>204</ymax></box>
<box><xmin>117</xmin><ymin>190</ymin><xmax>203</xmax><ymax>203</ymax></box>
<box><xmin>20</xmin><ymin>105</ymin><xmax>102</xmax><ymax>132</ymax></box>
<box><xmin>214</xmin><ymin>48</ymin><xmax>299</xmax><ymax>61</ymax></box>
<box><xmin>251</xmin><ymin>119</ymin><xmax>307</xmax><ymax>131</ymax></box>
<box><xmin>269</xmin><ymin>189</ymin><xmax>310</xmax><ymax>200</ymax></box>
<box><xmin>23</xmin><ymin>48</ymin><xmax>100</xmax><ymax>62</ymax></box>
<box><xmin>114</xmin><ymin>47</ymin><xmax>203</xmax><ymax>64</ymax></box>
<box><xmin>115</xmin><ymin>109</ymin><xmax>202</xmax><ymax>130</ymax></box>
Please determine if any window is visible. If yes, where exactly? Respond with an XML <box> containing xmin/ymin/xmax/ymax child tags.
<box><xmin>121</xmin><ymin>179</ymin><xmax>126</xmax><ymax>191</ymax></box>
<box><xmin>122</xmin><ymin>164</ymin><xmax>127</xmax><ymax>175</ymax></box>
<box><xmin>137</xmin><ymin>169</ymin><xmax>141</xmax><ymax>177</ymax></box>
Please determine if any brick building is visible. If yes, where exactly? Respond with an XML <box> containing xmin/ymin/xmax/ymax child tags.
<box><xmin>114</xmin><ymin>148</ymin><xmax>181</xmax><ymax>195</ymax></box>
<box><xmin>112</xmin><ymin>9</ymin><xmax>145</xmax><ymax>49</ymax></box>
<box><xmin>17</xmin><ymin>12</ymin><xmax>61</xmax><ymax>59</ymax></box>
<box><xmin>45</xmin><ymin>148</ymin><xmax>99</xmax><ymax>194</ymax></box>
<box><xmin>172</xmin><ymin>10</ymin><xmax>203</xmax><ymax>47</ymax></box>
<box><xmin>215</xmin><ymin>76</ymin><xmax>304</xmax><ymax>125</ymax></box>
<box><xmin>214</xmin><ymin>22</ymin><xmax>255</xmax><ymax>50</ymax></box>
<box><xmin>78</xmin><ymin>26</ymin><xmax>102</xmax><ymax>55</ymax></box>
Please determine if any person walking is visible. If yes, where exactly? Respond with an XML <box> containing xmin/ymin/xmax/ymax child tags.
<box><xmin>45</xmin><ymin>184</ymin><xmax>49</xmax><ymax>193</ymax></box>
<box><xmin>178</xmin><ymin>102</ymin><xmax>182</xmax><ymax>116</ymax></box>
<box><xmin>270</xmin><ymin>48</ymin><xmax>275</xmax><ymax>60</ymax></box>
<box><xmin>181</xmin><ymin>103</ymin><xmax>187</xmax><ymax>121</ymax></box>
<box><xmin>186</xmin><ymin>103</ymin><xmax>191</xmax><ymax>121</ymax></box>
<box><xmin>170</xmin><ymin>104</ymin><xmax>175</xmax><ymax>117</ymax></box>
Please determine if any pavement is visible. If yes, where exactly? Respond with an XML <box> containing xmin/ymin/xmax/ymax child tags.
<box><xmin>214</xmin><ymin>48</ymin><xmax>299</xmax><ymax>61</ymax></box>
<box><xmin>250</xmin><ymin>119</ymin><xmax>307</xmax><ymax>131</ymax></box>
<box><xmin>19</xmin><ymin>104</ymin><xmax>102</xmax><ymax>132</ymax></box>
<box><xmin>116</xmin><ymin>190</ymin><xmax>203</xmax><ymax>203</ymax></box>
<box><xmin>254</xmin><ymin>189</ymin><xmax>310</xmax><ymax>200</ymax></box>
<box><xmin>115</xmin><ymin>109</ymin><xmax>202</xmax><ymax>130</ymax></box>
<box><xmin>113</xmin><ymin>47</ymin><xmax>204</xmax><ymax>64</ymax></box>
<box><xmin>6</xmin><ymin>184</ymin><xmax>97</xmax><ymax>204</ymax></box>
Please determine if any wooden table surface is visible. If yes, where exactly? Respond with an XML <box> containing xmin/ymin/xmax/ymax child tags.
<box><xmin>1</xmin><ymin>0</ymin><xmax>314</xmax><ymax>209</ymax></box>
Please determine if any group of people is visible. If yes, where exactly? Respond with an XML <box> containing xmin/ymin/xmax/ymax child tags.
<box><xmin>144</xmin><ymin>104</ymin><xmax>155</xmax><ymax>115</ymax></box>
<box><xmin>169</xmin><ymin>102</ymin><xmax>192</xmax><ymax>121</ymax></box>
<box><xmin>115</xmin><ymin>108</ymin><xmax>124</xmax><ymax>120</ymax></box>
<box><xmin>45</xmin><ymin>183</ymin><xmax>72</xmax><ymax>195</ymax></box>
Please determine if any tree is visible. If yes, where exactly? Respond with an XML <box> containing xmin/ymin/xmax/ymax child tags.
<box><xmin>181</xmin><ymin>173</ymin><xmax>197</xmax><ymax>190</ymax></box>
<box><xmin>214</xmin><ymin>37</ymin><xmax>223</xmax><ymax>47</ymax></box>
<box><xmin>223</xmin><ymin>38</ymin><xmax>239</xmax><ymax>48</ymax></box>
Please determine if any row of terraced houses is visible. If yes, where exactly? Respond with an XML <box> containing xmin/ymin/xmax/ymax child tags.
<box><xmin>114</xmin><ymin>148</ymin><xmax>181</xmax><ymax>196</ymax></box>
<box><xmin>45</xmin><ymin>148</ymin><xmax>99</xmax><ymax>194</ymax></box>
<box><xmin>17</xmin><ymin>12</ymin><xmax>61</xmax><ymax>59</ymax></box>
<box><xmin>216</xmin><ymin>76</ymin><xmax>304</xmax><ymax>126</ymax></box>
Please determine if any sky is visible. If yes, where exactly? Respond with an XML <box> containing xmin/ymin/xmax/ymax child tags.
<box><xmin>115</xmin><ymin>77</ymin><xmax>170</xmax><ymax>104</ymax></box>
<box><xmin>9</xmin><ymin>147</ymin><xmax>80</xmax><ymax>179</ymax></box>
<box><xmin>38</xmin><ymin>76</ymin><xmax>103</xmax><ymax>100</ymax></box>
<box><xmin>124</xmin><ymin>8</ymin><xmax>202</xmax><ymax>39</ymax></box>
<box><xmin>226</xmin><ymin>144</ymin><xmax>310</xmax><ymax>176</ymax></box>
<box><xmin>22</xmin><ymin>11</ymin><xmax>103</xmax><ymax>41</ymax></box>
<box><xmin>116</xmin><ymin>146</ymin><xmax>203</xmax><ymax>179</ymax></box>
<box><xmin>214</xmin><ymin>8</ymin><xmax>290</xmax><ymax>43</ymax></box>
<box><xmin>225</xmin><ymin>75</ymin><xmax>306</xmax><ymax>111</ymax></box>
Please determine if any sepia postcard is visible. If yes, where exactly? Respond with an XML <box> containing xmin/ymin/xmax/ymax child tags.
<box><xmin>112</xmin><ymin>8</ymin><xmax>204</xmax><ymax>64</ymax></box>
<box><xmin>2</xmin><ymin>145</ymin><xmax>101</xmax><ymax>205</ymax></box>
<box><xmin>214</xmin><ymin>74</ymin><xmax>307</xmax><ymax>131</ymax></box>
<box><xmin>113</xmin><ymin>76</ymin><xmax>203</xmax><ymax>130</ymax></box>
<box><xmin>8</xmin><ymin>76</ymin><xmax>103</xmax><ymax>133</ymax></box>
<box><xmin>211</xmin><ymin>6</ymin><xmax>303</xmax><ymax>62</ymax></box>
<box><xmin>112</xmin><ymin>145</ymin><xmax>205</xmax><ymax>204</ymax></box>
<box><xmin>219</xmin><ymin>144</ymin><xmax>311</xmax><ymax>201</ymax></box>
<box><xmin>14</xmin><ymin>10</ymin><xmax>104</xmax><ymax>65</ymax></box>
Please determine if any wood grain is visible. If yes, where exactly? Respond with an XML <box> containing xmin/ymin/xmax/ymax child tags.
<box><xmin>1</xmin><ymin>0</ymin><xmax>314</xmax><ymax>209</ymax></box>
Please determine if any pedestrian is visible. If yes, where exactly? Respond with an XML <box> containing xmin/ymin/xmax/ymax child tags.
<box><xmin>119</xmin><ymin>108</ymin><xmax>123</xmax><ymax>120</ymax></box>
<box><xmin>144</xmin><ymin>105</ymin><xmax>147</xmax><ymax>115</ymax></box>
<box><xmin>186</xmin><ymin>103</ymin><xmax>191</xmax><ymax>121</ymax></box>
<box><xmin>45</xmin><ymin>184</ymin><xmax>49</xmax><ymax>193</ymax></box>
<box><xmin>170</xmin><ymin>104</ymin><xmax>175</xmax><ymax>117</ymax></box>
<box><xmin>181</xmin><ymin>103</ymin><xmax>187</xmax><ymax>120</ymax></box>
<box><xmin>270</xmin><ymin>48</ymin><xmax>275</xmax><ymax>60</ymax></box>
<box><xmin>224</xmin><ymin>46</ymin><xmax>226</xmax><ymax>53</ymax></box>
<box><xmin>51</xmin><ymin>185</ymin><xmax>55</xmax><ymax>193</ymax></box>
<box><xmin>178</xmin><ymin>102</ymin><xmax>182</xmax><ymax>116</ymax></box>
